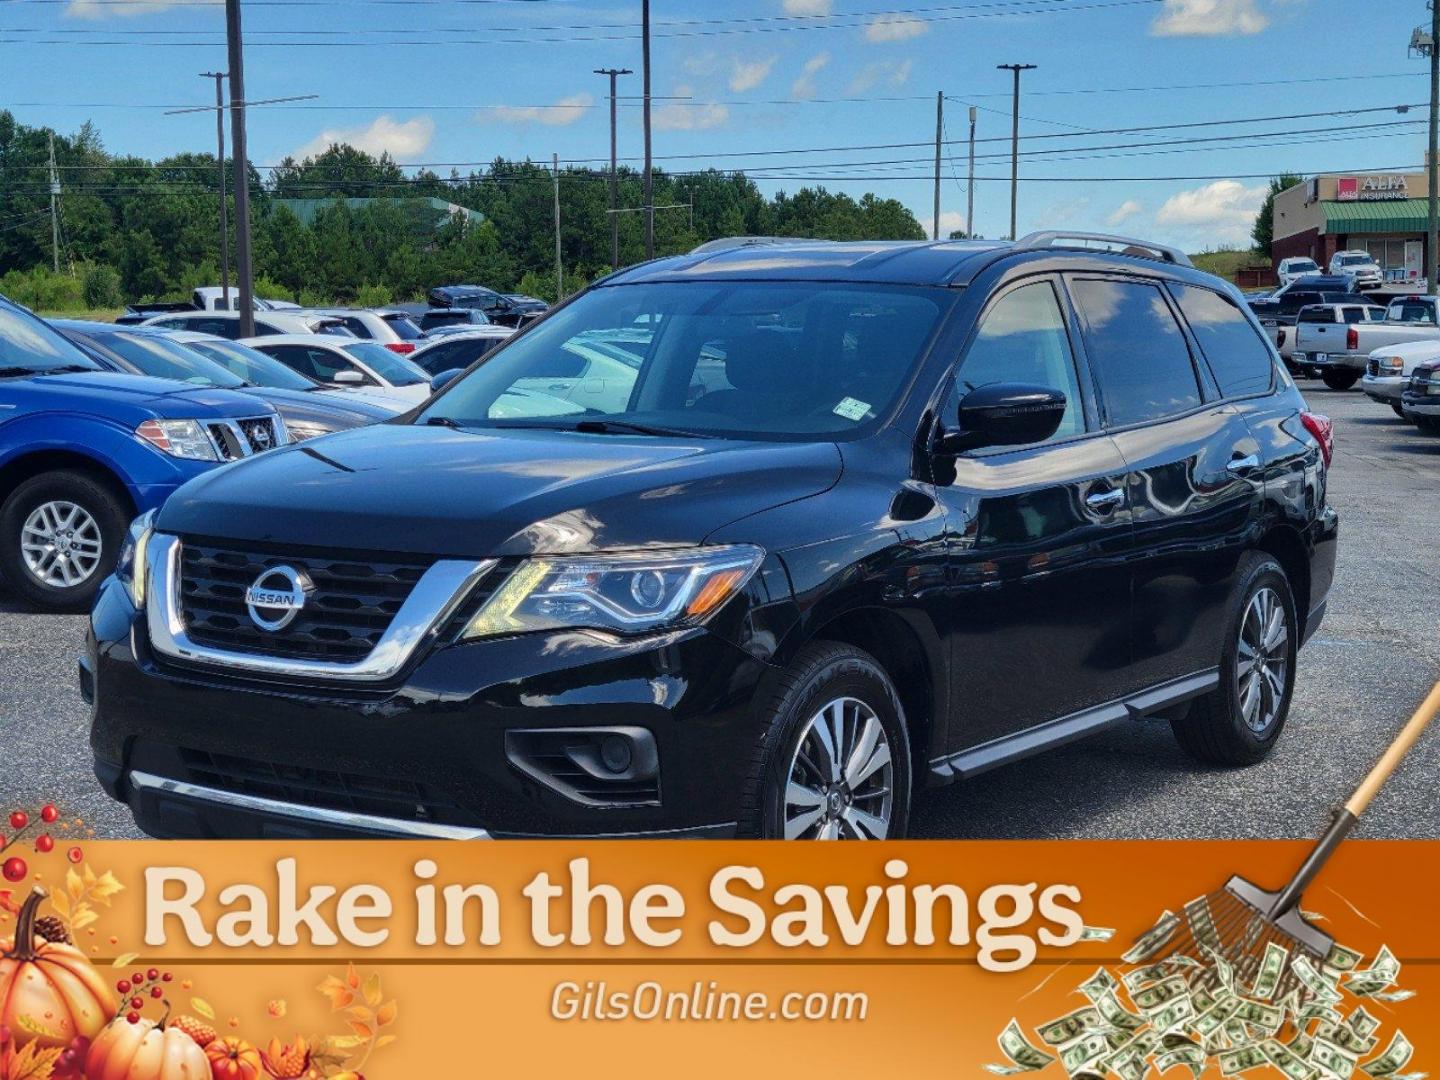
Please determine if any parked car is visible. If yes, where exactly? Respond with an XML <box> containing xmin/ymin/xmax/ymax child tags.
<box><xmin>1361</xmin><ymin>339</ymin><xmax>1440</xmax><ymax>416</ymax></box>
<box><xmin>53</xmin><ymin>321</ymin><xmax>392</xmax><ymax>442</ymax></box>
<box><xmin>116</xmin><ymin>288</ymin><xmax>304</xmax><ymax>325</ymax></box>
<box><xmin>0</xmin><ymin>295</ymin><xmax>286</xmax><ymax>612</ymax></box>
<box><xmin>83</xmin><ymin>231</ymin><xmax>1337</xmax><ymax>841</ymax></box>
<box><xmin>1305</xmin><ymin>295</ymin><xmax>1440</xmax><ymax>390</ymax></box>
<box><xmin>1248</xmin><ymin>277</ymin><xmax>1359</xmax><ymax>365</ymax></box>
<box><xmin>1290</xmin><ymin>301</ymin><xmax>1388</xmax><ymax>381</ymax></box>
<box><xmin>426</xmin><ymin>285</ymin><xmax>544</xmax><ymax>329</ymax></box>
<box><xmin>240</xmin><ymin>334</ymin><xmax>433</xmax><ymax>405</ymax></box>
<box><xmin>1328</xmin><ymin>250</ymin><xmax>1384</xmax><ymax>290</ymax></box>
<box><xmin>1400</xmin><ymin>359</ymin><xmax>1440</xmax><ymax>433</ymax></box>
<box><xmin>295</xmin><ymin>309</ymin><xmax>424</xmax><ymax>355</ymax></box>
<box><xmin>1276</xmin><ymin>258</ymin><xmax>1320</xmax><ymax>288</ymax></box>
<box><xmin>420</xmin><ymin>322</ymin><xmax>514</xmax><ymax>343</ymax></box>
<box><xmin>409</xmin><ymin>328</ymin><xmax>515</xmax><ymax>378</ymax></box>
<box><xmin>141</xmin><ymin>310</ymin><xmax>356</xmax><ymax>340</ymax></box>
<box><xmin>503</xmin><ymin>294</ymin><xmax>549</xmax><ymax>316</ymax></box>
<box><xmin>164</xmin><ymin>333</ymin><xmax>407</xmax><ymax>418</ymax></box>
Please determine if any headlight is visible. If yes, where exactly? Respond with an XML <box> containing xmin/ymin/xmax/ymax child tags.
<box><xmin>464</xmin><ymin>546</ymin><xmax>764</xmax><ymax>639</ymax></box>
<box><xmin>283</xmin><ymin>421</ymin><xmax>335</xmax><ymax>443</ymax></box>
<box><xmin>135</xmin><ymin>419</ymin><xmax>219</xmax><ymax>461</ymax></box>
<box><xmin>1377</xmin><ymin>357</ymin><xmax>1405</xmax><ymax>376</ymax></box>
<box><xmin>115</xmin><ymin>511</ymin><xmax>155</xmax><ymax>608</ymax></box>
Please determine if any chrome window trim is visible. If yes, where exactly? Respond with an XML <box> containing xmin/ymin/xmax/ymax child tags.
<box><xmin>128</xmin><ymin>770</ymin><xmax>492</xmax><ymax>839</ymax></box>
<box><xmin>145</xmin><ymin>533</ymin><xmax>495</xmax><ymax>681</ymax></box>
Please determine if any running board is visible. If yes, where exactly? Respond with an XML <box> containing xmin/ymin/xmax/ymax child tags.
<box><xmin>929</xmin><ymin>668</ymin><xmax>1220</xmax><ymax>784</ymax></box>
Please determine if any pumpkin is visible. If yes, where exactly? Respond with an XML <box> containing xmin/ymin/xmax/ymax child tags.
<box><xmin>85</xmin><ymin>1012</ymin><xmax>210</xmax><ymax>1080</ymax></box>
<box><xmin>206</xmin><ymin>1036</ymin><xmax>263</xmax><ymax>1080</ymax></box>
<box><xmin>0</xmin><ymin>888</ymin><xmax>115</xmax><ymax>1050</ymax></box>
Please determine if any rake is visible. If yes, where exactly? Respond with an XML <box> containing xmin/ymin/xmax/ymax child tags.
<box><xmin>1130</xmin><ymin>679</ymin><xmax>1440</xmax><ymax>1004</ymax></box>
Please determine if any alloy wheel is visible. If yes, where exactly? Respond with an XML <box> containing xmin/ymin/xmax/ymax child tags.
<box><xmin>1237</xmin><ymin>585</ymin><xmax>1289</xmax><ymax>734</ymax></box>
<box><xmin>783</xmin><ymin>696</ymin><xmax>894</xmax><ymax>839</ymax></box>
<box><xmin>20</xmin><ymin>500</ymin><xmax>103</xmax><ymax>589</ymax></box>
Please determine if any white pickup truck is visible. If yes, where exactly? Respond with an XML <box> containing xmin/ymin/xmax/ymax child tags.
<box><xmin>1361</xmin><ymin>339</ymin><xmax>1440</xmax><ymax>416</ymax></box>
<box><xmin>1294</xmin><ymin>295</ymin><xmax>1440</xmax><ymax>390</ymax></box>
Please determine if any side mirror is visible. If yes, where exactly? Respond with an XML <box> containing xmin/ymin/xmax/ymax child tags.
<box><xmin>430</xmin><ymin>368</ymin><xmax>463</xmax><ymax>393</ymax></box>
<box><xmin>938</xmin><ymin>383</ymin><xmax>1068</xmax><ymax>453</ymax></box>
<box><xmin>331</xmin><ymin>370</ymin><xmax>364</xmax><ymax>385</ymax></box>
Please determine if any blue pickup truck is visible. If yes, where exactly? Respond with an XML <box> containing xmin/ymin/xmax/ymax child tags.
<box><xmin>0</xmin><ymin>295</ymin><xmax>286</xmax><ymax>612</ymax></box>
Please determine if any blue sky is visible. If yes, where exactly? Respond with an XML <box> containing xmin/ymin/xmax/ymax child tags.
<box><xmin>0</xmin><ymin>0</ymin><xmax>1432</xmax><ymax>250</ymax></box>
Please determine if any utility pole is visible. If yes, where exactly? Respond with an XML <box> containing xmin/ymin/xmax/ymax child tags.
<box><xmin>642</xmin><ymin>0</ymin><xmax>654</xmax><ymax>259</ymax></box>
<box><xmin>202</xmin><ymin>72</ymin><xmax>231</xmax><ymax>309</ymax></box>
<box><xmin>967</xmin><ymin>105</ymin><xmax>977</xmax><ymax>240</ymax></box>
<box><xmin>933</xmin><ymin>91</ymin><xmax>943</xmax><ymax>240</ymax></box>
<box><xmin>1430</xmin><ymin>0</ymin><xmax>1439</xmax><ymax>292</ymax></box>
<box><xmin>47</xmin><ymin>134</ymin><xmax>60</xmax><ymax>273</ymax></box>
<box><xmin>997</xmin><ymin>63</ymin><xmax>1036</xmax><ymax>241</ymax></box>
<box><xmin>553</xmin><ymin>153</ymin><xmax>563</xmax><ymax>300</ymax></box>
<box><xmin>225</xmin><ymin>0</ymin><xmax>255</xmax><ymax>337</ymax></box>
<box><xmin>594</xmin><ymin>67</ymin><xmax>632</xmax><ymax>270</ymax></box>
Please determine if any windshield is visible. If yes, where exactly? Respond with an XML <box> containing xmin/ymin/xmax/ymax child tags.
<box><xmin>417</xmin><ymin>281</ymin><xmax>949</xmax><ymax>440</ymax></box>
<box><xmin>0</xmin><ymin>305</ymin><xmax>101</xmax><ymax>373</ymax></box>
<box><xmin>1389</xmin><ymin>301</ymin><xmax>1435</xmax><ymax>324</ymax></box>
<box><xmin>382</xmin><ymin>314</ymin><xmax>423</xmax><ymax>340</ymax></box>
<box><xmin>1288</xmin><ymin>261</ymin><xmax>1317</xmax><ymax>272</ymax></box>
<box><xmin>1338</xmin><ymin>255</ymin><xmax>1372</xmax><ymax>266</ymax></box>
<box><xmin>342</xmin><ymin>341</ymin><xmax>429</xmax><ymax>385</ymax></box>
<box><xmin>187</xmin><ymin>338</ymin><xmax>316</xmax><ymax>391</ymax></box>
<box><xmin>91</xmin><ymin>332</ymin><xmax>247</xmax><ymax>388</ymax></box>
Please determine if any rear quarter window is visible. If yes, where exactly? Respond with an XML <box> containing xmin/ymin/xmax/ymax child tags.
<box><xmin>1170</xmin><ymin>283</ymin><xmax>1275</xmax><ymax>398</ymax></box>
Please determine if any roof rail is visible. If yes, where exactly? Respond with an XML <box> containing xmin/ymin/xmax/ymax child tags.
<box><xmin>1016</xmin><ymin>230</ymin><xmax>1194</xmax><ymax>268</ymax></box>
<box><xmin>689</xmin><ymin>236</ymin><xmax>835</xmax><ymax>255</ymax></box>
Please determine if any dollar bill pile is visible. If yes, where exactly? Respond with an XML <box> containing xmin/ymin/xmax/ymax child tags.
<box><xmin>986</xmin><ymin>908</ymin><xmax>1422</xmax><ymax>1080</ymax></box>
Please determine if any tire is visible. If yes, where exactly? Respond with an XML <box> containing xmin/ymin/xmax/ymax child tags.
<box><xmin>0</xmin><ymin>470</ymin><xmax>130</xmax><ymax>613</ymax></box>
<box><xmin>1320</xmin><ymin>370</ymin><xmax>1359</xmax><ymax>391</ymax></box>
<box><xmin>1415</xmin><ymin>415</ymin><xmax>1440</xmax><ymax>436</ymax></box>
<box><xmin>737</xmin><ymin>641</ymin><xmax>912</xmax><ymax>840</ymax></box>
<box><xmin>1392</xmin><ymin>402</ymin><xmax>1407</xmax><ymax>419</ymax></box>
<box><xmin>1171</xmin><ymin>553</ymin><xmax>1297</xmax><ymax>766</ymax></box>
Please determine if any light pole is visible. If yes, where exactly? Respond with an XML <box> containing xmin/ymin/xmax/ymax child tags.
<box><xmin>201</xmin><ymin>72</ymin><xmax>231</xmax><ymax>309</ymax></box>
<box><xmin>594</xmin><ymin>67</ymin><xmax>632</xmax><ymax>270</ymax></box>
<box><xmin>997</xmin><ymin>63</ymin><xmax>1036</xmax><ymax>241</ymax></box>
<box><xmin>967</xmin><ymin>105</ymin><xmax>977</xmax><ymax>240</ymax></box>
<box><xmin>642</xmin><ymin>0</ymin><xmax>654</xmax><ymax>259</ymax></box>
<box><xmin>933</xmin><ymin>90</ymin><xmax>943</xmax><ymax>240</ymax></box>
<box><xmin>225</xmin><ymin>0</ymin><xmax>255</xmax><ymax>337</ymax></box>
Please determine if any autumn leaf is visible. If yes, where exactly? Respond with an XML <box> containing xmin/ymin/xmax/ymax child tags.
<box><xmin>14</xmin><ymin>1015</ymin><xmax>63</xmax><ymax>1041</ymax></box>
<box><xmin>345</xmin><ymin>963</ymin><xmax>360</xmax><ymax>990</ymax></box>
<box><xmin>346</xmin><ymin>1021</ymin><xmax>373</xmax><ymax>1041</ymax></box>
<box><xmin>111</xmin><ymin>952</ymin><xmax>138</xmax><ymax>968</ymax></box>
<box><xmin>375</xmin><ymin>1000</ymin><xmax>397</xmax><ymax>1027</ymax></box>
<box><xmin>90</xmin><ymin>870</ymin><xmax>124</xmax><ymax>905</ymax></box>
<box><xmin>374</xmin><ymin>1034</ymin><xmax>398</xmax><ymax>1050</ymax></box>
<box><xmin>46</xmin><ymin>892</ymin><xmax>67</xmax><ymax>919</ymax></box>
<box><xmin>65</xmin><ymin>869</ymin><xmax>83</xmax><ymax>903</ymax></box>
<box><xmin>361</xmin><ymin>972</ymin><xmax>382</xmax><ymax>1008</ymax></box>
<box><xmin>324</xmin><ymin>1035</ymin><xmax>366</xmax><ymax>1052</ymax></box>
<box><xmin>317</xmin><ymin>976</ymin><xmax>354</xmax><ymax>1011</ymax></box>
<box><xmin>191</xmin><ymin>998</ymin><xmax>216</xmax><ymax>1021</ymax></box>
<box><xmin>4</xmin><ymin>1041</ymin><xmax>63</xmax><ymax>1080</ymax></box>
<box><xmin>82</xmin><ymin>865</ymin><xmax>97</xmax><ymax>890</ymax></box>
<box><xmin>70</xmin><ymin>907</ymin><xmax>98</xmax><ymax>932</ymax></box>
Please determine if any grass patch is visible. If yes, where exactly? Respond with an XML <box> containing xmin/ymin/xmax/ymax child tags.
<box><xmin>1188</xmin><ymin>249</ymin><xmax>1267</xmax><ymax>283</ymax></box>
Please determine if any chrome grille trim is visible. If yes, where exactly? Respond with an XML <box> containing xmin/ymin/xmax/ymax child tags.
<box><xmin>145</xmin><ymin>533</ymin><xmax>495</xmax><ymax>681</ymax></box>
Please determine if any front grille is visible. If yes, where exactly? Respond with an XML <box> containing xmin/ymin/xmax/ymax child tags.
<box><xmin>238</xmin><ymin>416</ymin><xmax>279</xmax><ymax>454</ymax></box>
<box><xmin>176</xmin><ymin>747</ymin><xmax>475</xmax><ymax>825</ymax></box>
<box><xmin>204</xmin><ymin>417</ymin><xmax>281</xmax><ymax>461</ymax></box>
<box><xmin>1367</xmin><ymin>358</ymin><xmax>1380</xmax><ymax>378</ymax></box>
<box><xmin>1413</xmin><ymin>369</ymin><xmax>1434</xmax><ymax>389</ymax></box>
<box><xmin>178</xmin><ymin>543</ymin><xmax>431</xmax><ymax>662</ymax></box>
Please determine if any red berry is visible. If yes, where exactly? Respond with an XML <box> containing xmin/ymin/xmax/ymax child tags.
<box><xmin>40</xmin><ymin>805</ymin><xmax>58</xmax><ymax>824</ymax></box>
<box><xmin>8</xmin><ymin>812</ymin><xmax>27</xmax><ymax>831</ymax></box>
<box><xmin>132</xmin><ymin>972</ymin><xmax>144</xmax><ymax>985</ymax></box>
<box><xmin>150</xmin><ymin>987</ymin><xmax>163</xmax><ymax>999</ymax></box>
<box><xmin>130</xmin><ymin>997</ymin><xmax>143</xmax><ymax>1010</ymax></box>
<box><xmin>147</xmin><ymin>968</ymin><xmax>159</xmax><ymax>981</ymax></box>
<box><xmin>161</xmin><ymin>972</ymin><xmax>173</xmax><ymax>982</ymax></box>
<box><xmin>35</xmin><ymin>835</ymin><xmax>54</xmax><ymax>853</ymax></box>
<box><xmin>116</xmin><ymin>980</ymin><xmax>130</xmax><ymax>994</ymax></box>
<box><xmin>66</xmin><ymin>846</ymin><xmax>83</xmax><ymax>864</ymax></box>
<box><xmin>126</xmin><ymin>1012</ymin><xmax>140</xmax><ymax>1025</ymax></box>
<box><xmin>1</xmin><ymin>857</ymin><xmax>26</xmax><ymax>883</ymax></box>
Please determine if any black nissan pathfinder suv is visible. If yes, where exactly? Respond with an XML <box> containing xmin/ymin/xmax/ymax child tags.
<box><xmin>84</xmin><ymin>232</ymin><xmax>1339</xmax><ymax>840</ymax></box>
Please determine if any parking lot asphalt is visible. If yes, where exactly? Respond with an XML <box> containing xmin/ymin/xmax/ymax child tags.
<box><xmin>2</xmin><ymin>380</ymin><xmax>1437</xmax><ymax>841</ymax></box>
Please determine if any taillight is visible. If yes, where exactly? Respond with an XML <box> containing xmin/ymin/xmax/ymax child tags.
<box><xmin>1346</xmin><ymin>327</ymin><xmax>1359</xmax><ymax>351</ymax></box>
<box><xmin>385</xmin><ymin>342</ymin><xmax>416</xmax><ymax>355</ymax></box>
<box><xmin>1300</xmin><ymin>411</ymin><xmax>1333</xmax><ymax>468</ymax></box>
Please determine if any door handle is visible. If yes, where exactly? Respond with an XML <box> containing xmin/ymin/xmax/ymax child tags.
<box><xmin>1227</xmin><ymin>453</ymin><xmax>1261</xmax><ymax>475</ymax></box>
<box><xmin>1085</xmin><ymin>488</ymin><xmax>1125</xmax><ymax>512</ymax></box>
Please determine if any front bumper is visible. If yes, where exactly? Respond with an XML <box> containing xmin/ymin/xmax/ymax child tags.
<box><xmin>1362</xmin><ymin>374</ymin><xmax>1408</xmax><ymax>402</ymax></box>
<box><xmin>1297</xmin><ymin>352</ymin><xmax>1367</xmax><ymax>372</ymax></box>
<box><xmin>84</xmin><ymin>576</ymin><xmax>773</xmax><ymax>839</ymax></box>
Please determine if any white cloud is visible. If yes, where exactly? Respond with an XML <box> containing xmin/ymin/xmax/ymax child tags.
<box><xmin>484</xmin><ymin>94</ymin><xmax>593</xmax><ymax>127</ymax></box>
<box><xmin>783</xmin><ymin>0</ymin><xmax>833</xmax><ymax>13</ymax></box>
<box><xmin>864</xmin><ymin>14</ymin><xmax>929</xmax><ymax>41</ymax></box>
<box><xmin>792</xmin><ymin>52</ymin><xmax>831</xmax><ymax>98</ymax></box>
<box><xmin>1155</xmin><ymin>179</ymin><xmax>1267</xmax><ymax>246</ymax></box>
<box><xmin>730</xmin><ymin>56</ymin><xmax>778</xmax><ymax>93</ymax></box>
<box><xmin>847</xmin><ymin>59</ymin><xmax>914</xmax><ymax>94</ymax></box>
<box><xmin>924</xmin><ymin>210</ymin><xmax>969</xmax><ymax>238</ymax></box>
<box><xmin>1107</xmin><ymin>199</ymin><xmax>1144</xmax><ymax>226</ymax></box>
<box><xmin>65</xmin><ymin>0</ymin><xmax>204</xmax><ymax>18</ymax></box>
<box><xmin>1151</xmin><ymin>0</ymin><xmax>1268</xmax><ymax>37</ymax></box>
<box><xmin>291</xmin><ymin>115</ymin><xmax>435</xmax><ymax>163</ymax></box>
<box><xmin>654</xmin><ymin>88</ymin><xmax>730</xmax><ymax>132</ymax></box>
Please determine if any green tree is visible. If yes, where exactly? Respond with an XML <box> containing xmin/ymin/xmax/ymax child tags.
<box><xmin>1252</xmin><ymin>173</ymin><xmax>1305</xmax><ymax>255</ymax></box>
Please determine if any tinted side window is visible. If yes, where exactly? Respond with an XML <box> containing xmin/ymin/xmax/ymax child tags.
<box><xmin>1069</xmin><ymin>278</ymin><xmax>1201</xmax><ymax>426</ymax></box>
<box><xmin>955</xmin><ymin>280</ymin><xmax>1085</xmax><ymax>441</ymax></box>
<box><xmin>415</xmin><ymin>341</ymin><xmax>465</xmax><ymax>375</ymax></box>
<box><xmin>1297</xmin><ymin>308</ymin><xmax>1332</xmax><ymax>324</ymax></box>
<box><xmin>1171</xmin><ymin>284</ymin><xmax>1274</xmax><ymax>398</ymax></box>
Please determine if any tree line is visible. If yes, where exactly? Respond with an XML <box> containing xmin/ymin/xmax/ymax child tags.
<box><xmin>0</xmin><ymin>110</ymin><xmax>927</xmax><ymax>310</ymax></box>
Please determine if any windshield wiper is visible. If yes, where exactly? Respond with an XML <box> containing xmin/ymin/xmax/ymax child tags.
<box><xmin>423</xmin><ymin>415</ymin><xmax>463</xmax><ymax>429</ymax></box>
<box><xmin>0</xmin><ymin>364</ymin><xmax>92</xmax><ymax>378</ymax></box>
<box><xmin>572</xmin><ymin>419</ymin><xmax>712</xmax><ymax>439</ymax></box>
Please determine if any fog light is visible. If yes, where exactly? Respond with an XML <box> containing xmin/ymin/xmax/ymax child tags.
<box><xmin>600</xmin><ymin>734</ymin><xmax>633</xmax><ymax>774</ymax></box>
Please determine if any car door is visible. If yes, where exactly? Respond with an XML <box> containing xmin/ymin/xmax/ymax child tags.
<box><xmin>1067</xmin><ymin>275</ymin><xmax>1263</xmax><ymax>694</ymax></box>
<box><xmin>931</xmin><ymin>276</ymin><xmax>1136</xmax><ymax>754</ymax></box>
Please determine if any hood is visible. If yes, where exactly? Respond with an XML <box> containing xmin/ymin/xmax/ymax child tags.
<box><xmin>237</xmin><ymin>385</ymin><xmax>390</xmax><ymax>428</ymax></box>
<box><xmin>158</xmin><ymin>424</ymin><xmax>843</xmax><ymax>558</ymax></box>
<box><xmin>1</xmin><ymin>370</ymin><xmax>275</xmax><ymax>419</ymax></box>
<box><xmin>1372</xmin><ymin>339</ymin><xmax>1440</xmax><ymax>364</ymax></box>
